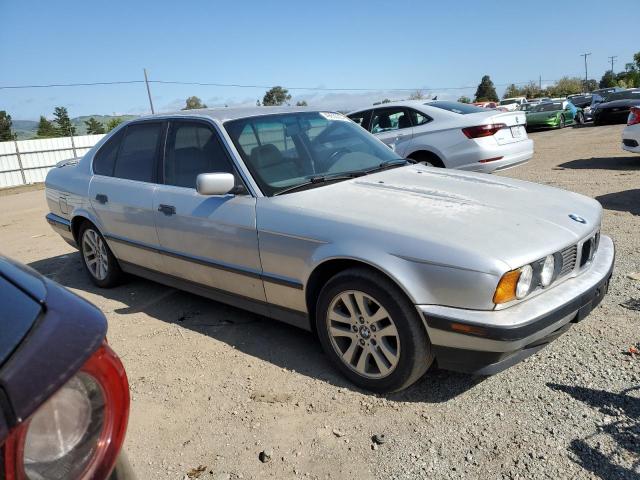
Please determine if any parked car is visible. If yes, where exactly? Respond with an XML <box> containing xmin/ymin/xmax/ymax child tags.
<box><xmin>622</xmin><ymin>106</ymin><xmax>640</xmax><ymax>153</ymax></box>
<box><xmin>583</xmin><ymin>94</ymin><xmax>605</xmax><ymax>122</ymax></box>
<box><xmin>0</xmin><ymin>255</ymin><xmax>133</xmax><ymax>479</ymax></box>
<box><xmin>45</xmin><ymin>107</ymin><xmax>614</xmax><ymax>393</ymax></box>
<box><xmin>592</xmin><ymin>87</ymin><xmax>625</xmax><ymax>98</ymax></box>
<box><xmin>527</xmin><ymin>97</ymin><xmax>552</xmax><ymax>105</ymax></box>
<box><xmin>593</xmin><ymin>89</ymin><xmax>640</xmax><ymax>125</ymax></box>
<box><xmin>348</xmin><ymin>101</ymin><xmax>532</xmax><ymax>172</ymax></box>
<box><xmin>567</xmin><ymin>94</ymin><xmax>592</xmax><ymax>109</ymax></box>
<box><xmin>525</xmin><ymin>101</ymin><xmax>583</xmax><ymax>130</ymax></box>
<box><xmin>498</xmin><ymin>97</ymin><xmax>527</xmax><ymax>111</ymax></box>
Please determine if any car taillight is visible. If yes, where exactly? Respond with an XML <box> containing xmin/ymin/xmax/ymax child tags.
<box><xmin>628</xmin><ymin>107</ymin><xmax>640</xmax><ymax>126</ymax></box>
<box><xmin>462</xmin><ymin>123</ymin><xmax>507</xmax><ymax>138</ymax></box>
<box><xmin>3</xmin><ymin>342</ymin><xmax>129</xmax><ymax>480</ymax></box>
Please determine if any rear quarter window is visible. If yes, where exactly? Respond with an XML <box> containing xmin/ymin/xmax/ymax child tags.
<box><xmin>93</xmin><ymin>129</ymin><xmax>124</xmax><ymax>176</ymax></box>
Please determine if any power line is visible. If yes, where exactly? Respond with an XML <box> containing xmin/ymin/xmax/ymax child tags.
<box><xmin>0</xmin><ymin>80</ymin><xmax>145</xmax><ymax>89</ymax></box>
<box><xmin>0</xmin><ymin>78</ymin><xmax>563</xmax><ymax>92</ymax></box>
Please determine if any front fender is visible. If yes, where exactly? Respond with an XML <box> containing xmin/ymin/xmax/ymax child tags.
<box><xmin>307</xmin><ymin>241</ymin><xmax>500</xmax><ymax>310</ymax></box>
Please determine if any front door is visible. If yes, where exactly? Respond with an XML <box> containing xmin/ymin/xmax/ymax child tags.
<box><xmin>153</xmin><ymin>119</ymin><xmax>265</xmax><ymax>301</ymax></box>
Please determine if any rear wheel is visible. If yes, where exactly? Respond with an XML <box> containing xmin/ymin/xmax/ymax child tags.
<box><xmin>316</xmin><ymin>268</ymin><xmax>433</xmax><ymax>392</ymax></box>
<box><xmin>558</xmin><ymin>116</ymin><xmax>566</xmax><ymax>129</ymax></box>
<box><xmin>79</xmin><ymin>223</ymin><xmax>123</xmax><ymax>288</ymax></box>
<box><xmin>407</xmin><ymin>151</ymin><xmax>445</xmax><ymax>168</ymax></box>
<box><xmin>575</xmin><ymin>112</ymin><xmax>585</xmax><ymax>125</ymax></box>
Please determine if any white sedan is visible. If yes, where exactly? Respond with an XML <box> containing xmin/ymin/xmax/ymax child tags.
<box><xmin>348</xmin><ymin>101</ymin><xmax>533</xmax><ymax>173</ymax></box>
<box><xmin>622</xmin><ymin>106</ymin><xmax>640</xmax><ymax>153</ymax></box>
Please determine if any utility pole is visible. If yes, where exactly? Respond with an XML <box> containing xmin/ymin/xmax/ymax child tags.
<box><xmin>143</xmin><ymin>68</ymin><xmax>155</xmax><ymax>114</ymax></box>
<box><xmin>580</xmin><ymin>53</ymin><xmax>592</xmax><ymax>91</ymax></box>
<box><xmin>608</xmin><ymin>55</ymin><xmax>617</xmax><ymax>73</ymax></box>
<box><xmin>539</xmin><ymin>75</ymin><xmax>542</xmax><ymax>91</ymax></box>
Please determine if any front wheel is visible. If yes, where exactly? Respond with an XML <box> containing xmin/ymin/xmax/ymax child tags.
<box><xmin>575</xmin><ymin>112</ymin><xmax>585</xmax><ymax>125</ymax></box>
<box><xmin>558</xmin><ymin>116</ymin><xmax>566</xmax><ymax>129</ymax></box>
<box><xmin>79</xmin><ymin>223</ymin><xmax>123</xmax><ymax>288</ymax></box>
<box><xmin>316</xmin><ymin>268</ymin><xmax>433</xmax><ymax>393</ymax></box>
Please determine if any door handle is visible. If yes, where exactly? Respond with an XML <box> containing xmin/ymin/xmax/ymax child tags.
<box><xmin>158</xmin><ymin>204</ymin><xmax>176</xmax><ymax>215</ymax></box>
<box><xmin>95</xmin><ymin>194</ymin><xmax>108</xmax><ymax>204</ymax></box>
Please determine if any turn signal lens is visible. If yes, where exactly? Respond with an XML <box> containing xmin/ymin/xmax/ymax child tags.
<box><xmin>493</xmin><ymin>269</ymin><xmax>521</xmax><ymax>304</ymax></box>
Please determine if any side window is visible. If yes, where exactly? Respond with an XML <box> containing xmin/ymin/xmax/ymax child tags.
<box><xmin>371</xmin><ymin>108</ymin><xmax>411</xmax><ymax>133</ymax></box>
<box><xmin>408</xmin><ymin>109</ymin><xmax>432</xmax><ymax>126</ymax></box>
<box><xmin>348</xmin><ymin>112</ymin><xmax>369</xmax><ymax>130</ymax></box>
<box><xmin>113</xmin><ymin>123</ymin><xmax>162</xmax><ymax>182</ymax></box>
<box><xmin>164</xmin><ymin>121</ymin><xmax>233</xmax><ymax>188</ymax></box>
<box><xmin>93</xmin><ymin>129</ymin><xmax>124</xmax><ymax>176</ymax></box>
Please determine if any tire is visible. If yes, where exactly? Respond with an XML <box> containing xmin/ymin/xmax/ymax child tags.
<box><xmin>78</xmin><ymin>222</ymin><xmax>123</xmax><ymax>288</ymax></box>
<box><xmin>576</xmin><ymin>112</ymin><xmax>585</xmax><ymax>125</ymax></box>
<box><xmin>407</xmin><ymin>152</ymin><xmax>445</xmax><ymax>168</ymax></box>
<box><xmin>315</xmin><ymin>267</ymin><xmax>433</xmax><ymax>393</ymax></box>
<box><xmin>558</xmin><ymin>116</ymin><xmax>565</xmax><ymax>129</ymax></box>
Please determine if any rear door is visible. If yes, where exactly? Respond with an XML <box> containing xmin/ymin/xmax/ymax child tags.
<box><xmin>370</xmin><ymin>107</ymin><xmax>414</xmax><ymax>155</ymax></box>
<box><xmin>88</xmin><ymin>121</ymin><xmax>164</xmax><ymax>271</ymax></box>
<box><xmin>152</xmin><ymin>119</ymin><xmax>265</xmax><ymax>301</ymax></box>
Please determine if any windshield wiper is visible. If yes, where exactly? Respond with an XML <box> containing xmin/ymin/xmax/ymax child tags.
<box><xmin>274</xmin><ymin>172</ymin><xmax>364</xmax><ymax>196</ymax></box>
<box><xmin>363</xmin><ymin>159</ymin><xmax>411</xmax><ymax>174</ymax></box>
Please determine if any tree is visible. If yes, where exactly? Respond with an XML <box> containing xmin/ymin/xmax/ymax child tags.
<box><xmin>106</xmin><ymin>117</ymin><xmax>124</xmax><ymax>132</ymax></box>
<box><xmin>183</xmin><ymin>96</ymin><xmax>207</xmax><ymax>110</ymax></box>
<box><xmin>408</xmin><ymin>90</ymin><xmax>425</xmax><ymax>100</ymax></box>
<box><xmin>53</xmin><ymin>107</ymin><xmax>75</xmax><ymax>136</ymax></box>
<box><xmin>295</xmin><ymin>100</ymin><xmax>308</xmax><ymax>106</ymax></box>
<box><xmin>262</xmin><ymin>86</ymin><xmax>291</xmax><ymax>106</ymax></box>
<box><xmin>84</xmin><ymin>117</ymin><xmax>105</xmax><ymax>135</ymax></box>
<box><xmin>503</xmin><ymin>84</ymin><xmax>523</xmax><ymax>99</ymax></box>
<box><xmin>585</xmin><ymin>79</ymin><xmax>598</xmax><ymax>92</ymax></box>
<box><xmin>599</xmin><ymin>70</ymin><xmax>616</xmax><ymax>88</ymax></box>
<box><xmin>381</xmin><ymin>98</ymin><xmax>391</xmax><ymax>104</ymax></box>
<box><xmin>546</xmin><ymin>77</ymin><xmax>583</xmax><ymax>97</ymax></box>
<box><xmin>457</xmin><ymin>96</ymin><xmax>471</xmax><ymax>104</ymax></box>
<box><xmin>634</xmin><ymin>51</ymin><xmax>640</xmax><ymax>69</ymax></box>
<box><xmin>0</xmin><ymin>111</ymin><xmax>16</xmax><ymax>141</ymax></box>
<box><xmin>474</xmin><ymin>75</ymin><xmax>498</xmax><ymax>102</ymax></box>
<box><xmin>36</xmin><ymin>116</ymin><xmax>57</xmax><ymax>138</ymax></box>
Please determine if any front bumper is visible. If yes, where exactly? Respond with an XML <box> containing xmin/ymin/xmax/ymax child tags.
<box><xmin>418</xmin><ymin>235</ymin><xmax>615</xmax><ymax>375</ymax></box>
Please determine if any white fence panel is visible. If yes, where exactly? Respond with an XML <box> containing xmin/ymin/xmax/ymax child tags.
<box><xmin>0</xmin><ymin>134</ymin><xmax>105</xmax><ymax>188</ymax></box>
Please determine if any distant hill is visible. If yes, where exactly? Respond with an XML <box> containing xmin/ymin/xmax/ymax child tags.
<box><xmin>12</xmin><ymin>115</ymin><xmax>138</xmax><ymax>140</ymax></box>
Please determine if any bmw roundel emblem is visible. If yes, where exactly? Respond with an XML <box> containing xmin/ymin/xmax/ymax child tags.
<box><xmin>569</xmin><ymin>214</ymin><xmax>587</xmax><ymax>224</ymax></box>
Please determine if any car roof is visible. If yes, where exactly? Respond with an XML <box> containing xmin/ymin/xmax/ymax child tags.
<box><xmin>347</xmin><ymin>100</ymin><xmax>441</xmax><ymax>115</ymax></box>
<box><xmin>135</xmin><ymin>106</ymin><xmax>323</xmax><ymax>123</ymax></box>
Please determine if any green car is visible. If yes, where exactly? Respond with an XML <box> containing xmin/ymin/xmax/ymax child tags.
<box><xmin>525</xmin><ymin>101</ymin><xmax>584</xmax><ymax>130</ymax></box>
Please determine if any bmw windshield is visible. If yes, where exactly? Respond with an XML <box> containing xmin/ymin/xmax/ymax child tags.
<box><xmin>225</xmin><ymin>112</ymin><xmax>404</xmax><ymax>196</ymax></box>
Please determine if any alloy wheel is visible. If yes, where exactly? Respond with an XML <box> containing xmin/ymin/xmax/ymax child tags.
<box><xmin>82</xmin><ymin>229</ymin><xmax>109</xmax><ymax>281</ymax></box>
<box><xmin>326</xmin><ymin>290</ymin><xmax>400</xmax><ymax>379</ymax></box>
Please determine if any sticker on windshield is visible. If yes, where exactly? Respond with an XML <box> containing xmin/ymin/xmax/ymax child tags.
<box><xmin>320</xmin><ymin>112</ymin><xmax>349</xmax><ymax>121</ymax></box>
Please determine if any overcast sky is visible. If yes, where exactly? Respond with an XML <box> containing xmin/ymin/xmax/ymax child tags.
<box><xmin>1</xmin><ymin>0</ymin><xmax>634</xmax><ymax>120</ymax></box>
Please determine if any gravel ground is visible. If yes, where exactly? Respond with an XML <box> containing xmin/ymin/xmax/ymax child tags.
<box><xmin>0</xmin><ymin>123</ymin><xmax>638</xmax><ymax>480</ymax></box>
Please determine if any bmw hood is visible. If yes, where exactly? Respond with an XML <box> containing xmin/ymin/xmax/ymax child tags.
<box><xmin>265</xmin><ymin>165</ymin><xmax>602</xmax><ymax>272</ymax></box>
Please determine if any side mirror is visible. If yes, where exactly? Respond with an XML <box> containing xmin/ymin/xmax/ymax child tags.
<box><xmin>196</xmin><ymin>173</ymin><xmax>235</xmax><ymax>196</ymax></box>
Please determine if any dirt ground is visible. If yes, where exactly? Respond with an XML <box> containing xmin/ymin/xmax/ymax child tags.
<box><xmin>0</xmin><ymin>124</ymin><xmax>638</xmax><ymax>480</ymax></box>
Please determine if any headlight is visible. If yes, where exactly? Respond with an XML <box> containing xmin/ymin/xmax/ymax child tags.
<box><xmin>540</xmin><ymin>255</ymin><xmax>555</xmax><ymax>287</ymax></box>
<box><xmin>516</xmin><ymin>265</ymin><xmax>533</xmax><ymax>298</ymax></box>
